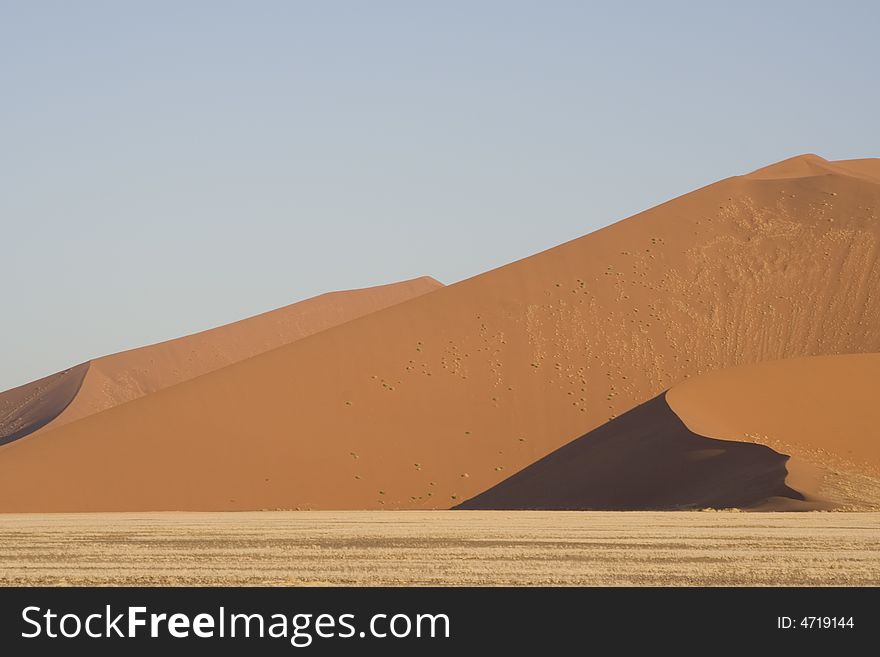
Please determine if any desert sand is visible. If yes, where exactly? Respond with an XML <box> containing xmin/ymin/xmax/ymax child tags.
<box><xmin>0</xmin><ymin>276</ymin><xmax>441</xmax><ymax>445</ymax></box>
<box><xmin>1</xmin><ymin>511</ymin><xmax>878</xmax><ymax>586</ymax></box>
<box><xmin>0</xmin><ymin>154</ymin><xmax>879</xmax><ymax>512</ymax></box>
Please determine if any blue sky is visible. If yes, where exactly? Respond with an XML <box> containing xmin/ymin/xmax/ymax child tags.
<box><xmin>2</xmin><ymin>1</ymin><xmax>879</xmax><ymax>390</ymax></box>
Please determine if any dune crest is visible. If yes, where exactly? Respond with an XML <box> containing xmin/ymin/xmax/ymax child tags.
<box><xmin>744</xmin><ymin>153</ymin><xmax>880</xmax><ymax>184</ymax></box>
<box><xmin>829</xmin><ymin>158</ymin><xmax>880</xmax><ymax>184</ymax></box>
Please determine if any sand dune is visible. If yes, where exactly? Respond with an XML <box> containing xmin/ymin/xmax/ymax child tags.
<box><xmin>1</xmin><ymin>154</ymin><xmax>879</xmax><ymax>511</ymax></box>
<box><xmin>463</xmin><ymin>355</ymin><xmax>880</xmax><ymax>510</ymax></box>
<box><xmin>0</xmin><ymin>277</ymin><xmax>441</xmax><ymax>446</ymax></box>
<box><xmin>457</xmin><ymin>394</ymin><xmax>801</xmax><ymax>510</ymax></box>
<box><xmin>667</xmin><ymin>354</ymin><xmax>880</xmax><ymax>509</ymax></box>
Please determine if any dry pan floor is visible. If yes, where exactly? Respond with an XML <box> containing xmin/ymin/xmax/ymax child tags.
<box><xmin>1</xmin><ymin>511</ymin><xmax>878</xmax><ymax>586</ymax></box>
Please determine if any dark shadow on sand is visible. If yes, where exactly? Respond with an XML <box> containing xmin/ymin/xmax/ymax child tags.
<box><xmin>0</xmin><ymin>362</ymin><xmax>90</xmax><ymax>446</ymax></box>
<box><xmin>457</xmin><ymin>393</ymin><xmax>804</xmax><ymax>510</ymax></box>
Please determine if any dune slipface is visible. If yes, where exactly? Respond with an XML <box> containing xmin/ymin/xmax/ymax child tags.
<box><xmin>0</xmin><ymin>155</ymin><xmax>879</xmax><ymax>511</ymax></box>
<box><xmin>0</xmin><ymin>277</ymin><xmax>442</xmax><ymax>446</ymax></box>
<box><xmin>0</xmin><ymin>364</ymin><xmax>89</xmax><ymax>447</ymax></box>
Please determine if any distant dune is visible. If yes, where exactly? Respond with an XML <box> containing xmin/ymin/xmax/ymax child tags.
<box><xmin>0</xmin><ymin>155</ymin><xmax>879</xmax><ymax>512</ymax></box>
<box><xmin>0</xmin><ymin>276</ymin><xmax>442</xmax><ymax>446</ymax></box>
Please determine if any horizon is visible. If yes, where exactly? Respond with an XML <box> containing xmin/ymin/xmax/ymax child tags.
<box><xmin>3</xmin><ymin>1</ymin><xmax>880</xmax><ymax>390</ymax></box>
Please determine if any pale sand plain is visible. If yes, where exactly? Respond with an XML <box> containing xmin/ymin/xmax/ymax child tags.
<box><xmin>1</xmin><ymin>511</ymin><xmax>878</xmax><ymax>586</ymax></box>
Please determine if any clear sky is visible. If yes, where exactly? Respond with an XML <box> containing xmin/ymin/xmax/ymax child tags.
<box><xmin>2</xmin><ymin>1</ymin><xmax>879</xmax><ymax>390</ymax></box>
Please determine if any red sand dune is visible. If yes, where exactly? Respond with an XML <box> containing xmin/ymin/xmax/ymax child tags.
<box><xmin>456</xmin><ymin>394</ymin><xmax>802</xmax><ymax>511</ymax></box>
<box><xmin>0</xmin><ymin>154</ymin><xmax>879</xmax><ymax>511</ymax></box>
<box><xmin>0</xmin><ymin>276</ymin><xmax>442</xmax><ymax>446</ymax></box>
<box><xmin>667</xmin><ymin>354</ymin><xmax>880</xmax><ymax>509</ymax></box>
<box><xmin>460</xmin><ymin>355</ymin><xmax>880</xmax><ymax>510</ymax></box>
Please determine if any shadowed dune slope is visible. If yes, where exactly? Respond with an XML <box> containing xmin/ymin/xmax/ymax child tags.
<box><xmin>1</xmin><ymin>155</ymin><xmax>879</xmax><ymax>511</ymax></box>
<box><xmin>0</xmin><ymin>277</ymin><xmax>442</xmax><ymax>446</ymax></box>
<box><xmin>0</xmin><ymin>364</ymin><xmax>89</xmax><ymax>447</ymax></box>
<box><xmin>457</xmin><ymin>394</ymin><xmax>802</xmax><ymax>510</ymax></box>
